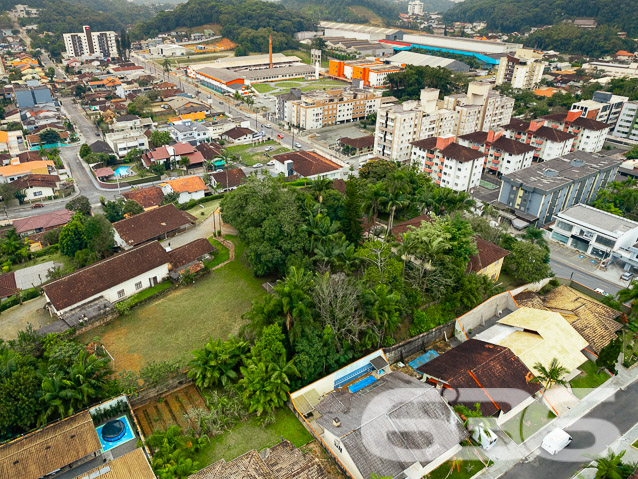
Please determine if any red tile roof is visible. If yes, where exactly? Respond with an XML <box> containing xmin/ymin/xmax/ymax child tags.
<box><xmin>12</xmin><ymin>209</ymin><xmax>72</xmax><ymax>234</ymax></box>
<box><xmin>122</xmin><ymin>186</ymin><xmax>165</xmax><ymax>208</ymax></box>
<box><xmin>467</xmin><ymin>237</ymin><xmax>510</xmax><ymax>273</ymax></box>
<box><xmin>273</xmin><ymin>151</ymin><xmax>342</xmax><ymax>177</ymax></box>
<box><xmin>211</xmin><ymin>168</ymin><xmax>246</xmax><ymax>189</ymax></box>
<box><xmin>11</xmin><ymin>174</ymin><xmax>60</xmax><ymax>190</ymax></box>
<box><xmin>167</xmin><ymin>238</ymin><xmax>214</xmax><ymax>269</ymax></box>
<box><xmin>164</xmin><ymin>176</ymin><xmax>207</xmax><ymax>193</ymax></box>
<box><xmin>0</xmin><ymin>272</ymin><xmax>18</xmax><ymax>298</ymax></box>
<box><xmin>113</xmin><ymin>204</ymin><xmax>196</xmax><ymax>247</ymax></box>
<box><xmin>440</xmin><ymin>143</ymin><xmax>485</xmax><ymax>163</ymax></box>
<box><xmin>391</xmin><ymin>214</ymin><xmax>432</xmax><ymax>240</ymax></box>
<box><xmin>339</xmin><ymin>136</ymin><xmax>374</xmax><ymax>149</ymax></box>
<box><xmin>172</xmin><ymin>142</ymin><xmax>195</xmax><ymax>156</ymax></box>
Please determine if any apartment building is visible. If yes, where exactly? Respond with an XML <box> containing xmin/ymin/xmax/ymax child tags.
<box><xmin>442</xmin><ymin>81</ymin><xmax>515</xmax><ymax>134</ymax></box>
<box><xmin>498</xmin><ymin>151</ymin><xmax>623</xmax><ymax>226</ymax></box>
<box><xmin>284</xmin><ymin>87</ymin><xmax>381</xmax><ymax>130</ymax></box>
<box><xmin>105</xmin><ymin>130</ymin><xmax>149</xmax><ymax>158</ymax></box>
<box><xmin>458</xmin><ymin>130</ymin><xmax>536</xmax><ymax>176</ymax></box>
<box><xmin>411</xmin><ymin>136</ymin><xmax>485</xmax><ymax>191</ymax></box>
<box><xmin>612</xmin><ymin>101</ymin><xmax>638</xmax><ymax>142</ymax></box>
<box><xmin>503</xmin><ymin>118</ymin><xmax>575</xmax><ymax>162</ymax></box>
<box><xmin>542</xmin><ymin>110</ymin><xmax>610</xmax><ymax>153</ymax></box>
<box><xmin>495</xmin><ymin>49</ymin><xmax>546</xmax><ymax>89</ymax></box>
<box><xmin>570</xmin><ymin>91</ymin><xmax>629</xmax><ymax>125</ymax></box>
<box><xmin>63</xmin><ymin>26</ymin><xmax>118</xmax><ymax>59</ymax></box>
<box><xmin>408</xmin><ymin>0</ymin><xmax>424</xmax><ymax>15</ymax></box>
<box><xmin>374</xmin><ymin>89</ymin><xmax>458</xmax><ymax>163</ymax></box>
<box><xmin>328</xmin><ymin>59</ymin><xmax>403</xmax><ymax>88</ymax></box>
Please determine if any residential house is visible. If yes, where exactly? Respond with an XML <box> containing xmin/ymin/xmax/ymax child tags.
<box><xmin>498</xmin><ymin>151</ymin><xmax>623</xmax><ymax>226</ymax></box>
<box><xmin>503</xmin><ymin>118</ymin><xmax>575</xmax><ymax>162</ymax></box>
<box><xmin>11</xmin><ymin>174</ymin><xmax>61</xmax><ymax>201</ymax></box>
<box><xmin>141</xmin><ymin>143</ymin><xmax>204</xmax><ymax>169</ymax></box>
<box><xmin>458</xmin><ymin>130</ymin><xmax>536</xmax><ymax>177</ymax></box>
<box><xmin>14</xmin><ymin>85</ymin><xmax>54</xmax><ymax>109</ymax></box>
<box><xmin>160</xmin><ymin>176</ymin><xmax>208</xmax><ymax>203</ymax></box>
<box><xmin>122</xmin><ymin>186</ymin><xmax>165</xmax><ymax>210</ymax></box>
<box><xmin>105</xmin><ymin>130</ymin><xmax>149</xmax><ymax>158</ymax></box>
<box><xmin>25</xmin><ymin>131</ymin><xmax>70</xmax><ymax>149</ymax></box>
<box><xmin>417</xmin><ymin>339</ymin><xmax>541</xmax><ymax>423</ymax></box>
<box><xmin>0</xmin><ymin>410</ymin><xmax>101</xmax><ymax>478</ymax></box>
<box><xmin>290</xmin><ymin>351</ymin><xmax>467</xmax><ymax>479</ymax></box>
<box><xmin>339</xmin><ymin>136</ymin><xmax>375</xmax><ymax>156</ymax></box>
<box><xmin>0</xmin><ymin>272</ymin><xmax>19</xmax><ymax>299</ymax></box>
<box><xmin>112</xmin><ymin>204</ymin><xmax>196</xmax><ymax>248</ymax></box>
<box><xmin>211</xmin><ymin>168</ymin><xmax>247</xmax><ymax>192</ymax></box>
<box><xmin>0</xmin><ymin>130</ymin><xmax>25</xmax><ymax>155</ymax></box>
<box><xmin>542</xmin><ymin>110</ymin><xmax>610</xmax><ymax>153</ymax></box>
<box><xmin>221</xmin><ymin>126</ymin><xmax>255</xmax><ymax>144</ymax></box>
<box><xmin>89</xmin><ymin>140</ymin><xmax>115</xmax><ymax>155</ymax></box>
<box><xmin>12</xmin><ymin>208</ymin><xmax>72</xmax><ymax>236</ymax></box>
<box><xmin>0</xmin><ymin>160</ymin><xmax>55</xmax><ymax>183</ymax></box>
<box><xmin>78</xmin><ymin>448</ymin><xmax>155</xmax><ymax>479</ymax></box>
<box><xmin>410</xmin><ymin>136</ymin><xmax>485</xmax><ymax>191</ymax></box>
<box><xmin>391</xmin><ymin>213</ymin><xmax>432</xmax><ymax>240</ymax></box>
<box><xmin>272</xmin><ymin>151</ymin><xmax>348</xmax><ymax>180</ymax></box>
<box><xmin>467</xmin><ymin>237</ymin><xmax>510</xmax><ymax>281</ymax></box>
<box><xmin>167</xmin><ymin>237</ymin><xmax>214</xmax><ymax>276</ymax></box>
<box><xmin>111</xmin><ymin>114</ymin><xmax>153</xmax><ymax>133</ymax></box>
<box><xmin>170</xmin><ymin>121</ymin><xmax>210</xmax><ymax>145</ymax></box>
<box><xmin>474</xmin><ymin>307</ymin><xmax>588</xmax><ymax>378</ymax></box>
<box><xmin>516</xmin><ymin>285</ymin><xmax>622</xmax><ymax>355</ymax></box>
<box><xmin>196</xmin><ymin>141</ymin><xmax>223</xmax><ymax>162</ymax></box>
<box><xmin>206</xmin><ymin>118</ymin><xmax>242</xmax><ymax>138</ymax></box>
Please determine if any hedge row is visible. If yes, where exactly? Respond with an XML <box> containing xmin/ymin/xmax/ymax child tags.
<box><xmin>0</xmin><ymin>288</ymin><xmax>40</xmax><ymax>312</ymax></box>
<box><xmin>126</xmin><ymin>175</ymin><xmax>161</xmax><ymax>186</ymax></box>
<box><xmin>175</xmin><ymin>193</ymin><xmax>224</xmax><ymax>211</ymax></box>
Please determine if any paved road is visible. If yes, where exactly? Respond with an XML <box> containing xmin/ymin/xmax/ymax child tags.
<box><xmin>502</xmin><ymin>381</ymin><xmax>638</xmax><ymax>479</ymax></box>
<box><xmin>550</xmin><ymin>256</ymin><xmax>625</xmax><ymax>295</ymax></box>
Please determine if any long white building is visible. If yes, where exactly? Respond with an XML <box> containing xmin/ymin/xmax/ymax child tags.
<box><xmin>613</xmin><ymin>101</ymin><xmax>638</xmax><ymax>142</ymax></box>
<box><xmin>63</xmin><ymin>26</ymin><xmax>118</xmax><ymax>59</ymax></box>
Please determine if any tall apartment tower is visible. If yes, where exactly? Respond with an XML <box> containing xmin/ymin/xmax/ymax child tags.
<box><xmin>495</xmin><ymin>49</ymin><xmax>546</xmax><ymax>89</ymax></box>
<box><xmin>408</xmin><ymin>0</ymin><xmax>424</xmax><ymax>15</ymax></box>
<box><xmin>63</xmin><ymin>26</ymin><xmax>118</xmax><ymax>59</ymax></box>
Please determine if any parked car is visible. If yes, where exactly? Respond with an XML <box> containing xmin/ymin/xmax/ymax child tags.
<box><xmin>277</xmin><ymin>134</ymin><xmax>284</xmax><ymax>139</ymax></box>
<box><xmin>594</xmin><ymin>288</ymin><xmax>609</xmax><ymax>297</ymax></box>
<box><xmin>621</xmin><ymin>271</ymin><xmax>634</xmax><ymax>281</ymax></box>
<box><xmin>265</xmin><ymin>146</ymin><xmax>273</xmax><ymax>151</ymax></box>
<box><xmin>265</xmin><ymin>124</ymin><xmax>272</xmax><ymax>128</ymax></box>
<box><xmin>31</xmin><ymin>203</ymin><xmax>44</xmax><ymax>209</ymax></box>
<box><xmin>541</xmin><ymin>429</ymin><xmax>572</xmax><ymax>455</ymax></box>
<box><xmin>267</xmin><ymin>160</ymin><xmax>275</xmax><ymax>166</ymax></box>
<box><xmin>252</xmin><ymin>163</ymin><xmax>264</xmax><ymax>168</ymax></box>
<box><xmin>294</xmin><ymin>142</ymin><xmax>301</xmax><ymax>148</ymax></box>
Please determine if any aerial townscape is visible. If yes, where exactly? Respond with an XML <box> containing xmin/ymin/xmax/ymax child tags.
<box><xmin>1</xmin><ymin>0</ymin><xmax>638</xmax><ymax>478</ymax></box>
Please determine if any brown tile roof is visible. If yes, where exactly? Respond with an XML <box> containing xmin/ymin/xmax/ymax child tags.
<box><xmin>417</xmin><ymin>339</ymin><xmax>541</xmax><ymax>417</ymax></box>
<box><xmin>458</xmin><ymin>131</ymin><xmax>489</xmax><ymax>143</ymax></box>
<box><xmin>196</xmin><ymin>142</ymin><xmax>223</xmax><ymax>160</ymax></box>
<box><xmin>533</xmin><ymin>126</ymin><xmax>575</xmax><ymax>143</ymax></box>
<box><xmin>332</xmin><ymin>178</ymin><xmax>346</xmax><ymax>195</ymax></box>
<box><xmin>168</xmin><ymin>238</ymin><xmax>214</xmax><ymax>269</ymax></box>
<box><xmin>113</xmin><ymin>204</ymin><xmax>196</xmax><ymax>247</ymax></box>
<box><xmin>12</xmin><ymin>209</ymin><xmax>72</xmax><ymax>234</ymax></box>
<box><xmin>0</xmin><ymin>272</ymin><xmax>18</xmax><ymax>298</ymax></box>
<box><xmin>94</xmin><ymin>167</ymin><xmax>115</xmax><ymax>178</ymax></box>
<box><xmin>391</xmin><ymin>214</ymin><xmax>432</xmax><ymax>240</ymax></box>
<box><xmin>16</xmin><ymin>151</ymin><xmax>42</xmax><ymax>163</ymax></box>
<box><xmin>571</xmin><ymin>117</ymin><xmax>611</xmax><ymax>131</ymax></box>
<box><xmin>273</xmin><ymin>151</ymin><xmax>342</xmax><ymax>177</ymax></box>
<box><xmin>411</xmin><ymin>137</ymin><xmax>438</xmax><ymax>150</ymax></box>
<box><xmin>467</xmin><ymin>237</ymin><xmax>510</xmax><ymax>273</ymax></box>
<box><xmin>122</xmin><ymin>186</ymin><xmax>165</xmax><ymax>209</ymax></box>
<box><xmin>80</xmin><ymin>448</ymin><xmax>155</xmax><ymax>479</ymax></box>
<box><xmin>504</xmin><ymin>118</ymin><xmax>530</xmax><ymax>132</ymax></box>
<box><xmin>44</xmin><ymin>242</ymin><xmax>170</xmax><ymax>311</ymax></box>
<box><xmin>172</xmin><ymin>142</ymin><xmax>195</xmax><ymax>155</ymax></box>
<box><xmin>11</xmin><ymin>174</ymin><xmax>60</xmax><ymax>190</ymax></box>
<box><xmin>223</xmin><ymin>126</ymin><xmax>254</xmax><ymax>140</ymax></box>
<box><xmin>491</xmin><ymin>137</ymin><xmax>536</xmax><ymax>155</ymax></box>
<box><xmin>440</xmin><ymin>142</ymin><xmax>485</xmax><ymax>163</ymax></box>
<box><xmin>339</xmin><ymin>135</ymin><xmax>374</xmax><ymax>149</ymax></box>
<box><xmin>0</xmin><ymin>411</ymin><xmax>101</xmax><ymax>479</ymax></box>
<box><xmin>211</xmin><ymin>168</ymin><xmax>246</xmax><ymax>189</ymax></box>
<box><xmin>164</xmin><ymin>176</ymin><xmax>207</xmax><ymax>193</ymax></box>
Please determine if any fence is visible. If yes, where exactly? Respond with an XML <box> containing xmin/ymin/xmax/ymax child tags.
<box><xmin>383</xmin><ymin>320</ymin><xmax>455</xmax><ymax>364</ymax></box>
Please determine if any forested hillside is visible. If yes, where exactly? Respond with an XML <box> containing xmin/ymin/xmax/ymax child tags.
<box><xmin>131</xmin><ymin>0</ymin><xmax>315</xmax><ymax>53</ymax></box>
<box><xmin>281</xmin><ymin>0</ymin><xmax>399</xmax><ymax>24</ymax></box>
<box><xmin>443</xmin><ymin>0</ymin><xmax>638</xmax><ymax>36</ymax></box>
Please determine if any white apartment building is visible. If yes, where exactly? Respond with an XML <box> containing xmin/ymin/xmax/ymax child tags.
<box><xmin>63</xmin><ymin>26</ymin><xmax>118</xmax><ymax>59</ymax></box>
<box><xmin>495</xmin><ymin>49</ymin><xmax>546</xmax><ymax>89</ymax></box>
<box><xmin>408</xmin><ymin>0</ymin><xmax>424</xmax><ymax>15</ymax></box>
<box><xmin>570</xmin><ymin>91</ymin><xmax>628</xmax><ymax>126</ymax></box>
<box><xmin>374</xmin><ymin>89</ymin><xmax>458</xmax><ymax>163</ymax></box>
<box><xmin>613</xmin><ymin>101</ymin><xmax>638</xmax><ymax>142</ymax></box>
<box><xmin>105</xmin><ymin>130</ymin><xmax>149</xmax><ymax>158</ymax></box>
<box><xmin>542</xmin><ymin>110</ymin><xmax>610</xmax><ymax>153</ymax></box>
<box><xmin>286</xmin><ymin>87</ymin><xmax>381</xmax><ymax>130</ymax></box>
<box><xmin>582</xmin><ymin>62</ymin><xmax>638</xmax><ymax>79</ymax></box>
<box><xmin>411</xmin><ymin>136</ymin><xmax>485</xmax><ymax>191</ymax></box>
<box><xmin>503</xmin><ymin>118</ymin><xmax>575</xmax><ymax>161</ymax></box>
<box><xmin>458</xmin><ymin>130</ymin><xmax>536</xmax><ymax>176</ymax></box>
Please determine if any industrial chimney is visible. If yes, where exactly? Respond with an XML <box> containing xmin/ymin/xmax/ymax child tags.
<box><xmin>269</xmin><ymin>35</ymin><xmax>273</xmax><ymax>69</ymax></box>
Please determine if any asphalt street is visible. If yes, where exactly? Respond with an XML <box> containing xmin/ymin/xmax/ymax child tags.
<box><xmin>550</xmin><ymin>257</ymin><xmax>625</xmax><ymax>295</ymax></box>
<box><xmin>502</xmin><ymin>381</ymin><xmax>638</xmax><ymax>479</ymax></box>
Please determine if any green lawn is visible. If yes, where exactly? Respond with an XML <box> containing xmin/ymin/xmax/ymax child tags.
<box><xmin>204</xmin><ymin>238</ymin><xmax>229</xmax><ymax>269</ymax></box>
<box><xmin>569</xmin><ymin>361</ymin><xmax>611</xmax><ymax>399</ymax></box>
<box><xmin>274</xmin><ymin>81</ymin><xmax>302</xmax><ymax>88</ymax></box>
<box><xmin>424</xmin><ymin>440</ymin><xmax>490</xmax><ymax>479</ymax></box>
<box><xmin>78</xmin><ymin>236</ymin><xmax>265</xmax><ymax>372</ymax></box>
<box><xmin>253</xmin><ymin>83</ymin><xmax>276</xmax><ymax>93</ymax></box>
<box><xmin>300</xmin><ymin>79</ymin><xmax>350</xmax><ymax>92</ymax></box>
<box><xmin>226</xmin><ymin>141</ymin><xmax>289</xmax><ymax>166</ymax></box>
<box><xmin>633</xmin><ymin>438</ymin><xmax>638</xmax><ymax>449</ymax></box>
<box><xmin>117</xmin><ymin>281</ymin><xmax>173</xmax><ymax>310</ymax></box>
<box><xmin>501</xmin><ymin>401</ymin><xmax>556</xmax><ymax>444</ymax></box>
<box><xmin>194</xmin><ymin>408</ymin><xmax>312</xmax><ymax>467</ymax></box>
<box><xmin>10</xmin><ymin>250</ymin><xmax>73</xmax><ymax>275</ymax></box>
<box><xmin>186</xmin><ymin>200</ymin><xmax>221</xmax><ymax>223</ymax></box>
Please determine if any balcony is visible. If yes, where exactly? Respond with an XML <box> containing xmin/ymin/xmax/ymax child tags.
<box><xmin>425</xmin><ymin>160</ymin><xmax>434</xmax><ymax>166</ymax></box>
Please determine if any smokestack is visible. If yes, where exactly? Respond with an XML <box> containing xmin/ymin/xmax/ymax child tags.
<box><xmin>269</xmin><ymin>35</ymin><xmax>273</xmax><ymax>69</ymax></box>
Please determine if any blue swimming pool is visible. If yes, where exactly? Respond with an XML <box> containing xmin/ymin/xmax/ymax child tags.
<box><xmin>349</xmin><ymin>375</ymin><xmax>377</xmax><ymax>393</ymax></box>
<box><xmin>114</xmin><ymin>166</ymin><xmax>133</xmax><ymax>177</ymax></box>
<box><xmin>408</xmin><ymin>350</ymin><xmax>440</xmax><ymax>371</ymax></box>
<box><xmin>96</xmin><ymin>415</ymin><xmax>135</xmax><ymax>452</ymax></box>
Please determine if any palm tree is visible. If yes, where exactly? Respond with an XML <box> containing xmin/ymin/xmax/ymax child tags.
<box><xmin>274</xmin><ymin>266</ymin><xmax>313</xmax><ymax>339</ymax></box>
<box><xmin>239</xmin><ymin>357</ymin><xmax>299</xmax><ymax>418</ymax></box>
<box><xmin>162</xmin><ymin>58</ymin><xmax>172</xmax><ymax>73</ymax></box>
<box><xmin>381</xmin><ymin>190</ymin><xmax>409</xmax><ymax>236</ymax></box>
<box><xmin>39</xmin><ymin>373</ymin><xmax>81</xmax><ymax>425</ymax></box>
<box><xmin>187</xmin><ymin>336</ymin><xmax>248</xmax><ymax>389</ymax></box>
<box><xmin>363</xmin><ymin>182</ymin><xmax>386</xmax><ymax>231</ymax></box>
<box><xmin>365</xmin><ymin>284</ymin><xmax>401</xmax><ymax>347</ymax></box>
<box><xmin>586</xmin><ymin>450</ymin><xmax>626</xmax><ymax>479</ymax></box>
<box><xmin>309</xmin><ymin>178</ymin><xmax>333</xmax><ymax>203</ymax></box>
<box><xmin>530</xmin><ymin>357</ymin><xmax>569</xmax><ymax>397</ymax></box>
<box><xmin>617</xmin><ymin>281</ymin><xmax>638</xmax><ymax>312</ymax></box>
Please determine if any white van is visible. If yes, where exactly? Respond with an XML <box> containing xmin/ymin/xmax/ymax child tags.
<box><xmin>541</xmin><ymin>428</ymin><xmax>572</xmax><ymax>455</ymax></box>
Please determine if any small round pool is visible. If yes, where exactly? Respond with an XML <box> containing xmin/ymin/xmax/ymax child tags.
<box><xmin>102</xmin><ymin>419</ymin><xmax>126</xmax><ymax>442</ymax></box>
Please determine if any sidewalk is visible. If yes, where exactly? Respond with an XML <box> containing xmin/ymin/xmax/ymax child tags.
<box><xmin>549</xmin><ymin>242</ymin><xmax>629</xmax><ymax>288</ymax></box>
<box><xmin>479</xmin><ymin>363</ymin><xmax>638</xmax><ymax>479</ymax></box>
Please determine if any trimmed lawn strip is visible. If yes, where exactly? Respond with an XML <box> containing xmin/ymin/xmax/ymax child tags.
<box><xmin>205</xmin><ymin>237</ymin><xmax>229</xmax><ymax>268</ymax></box>
<box><xmin>500</xmin><ymin>401</ymin><xmax>556</xmax><ymax>444</ymax></box>
<box><xmin>569</xmin><ymin>360</ymin><xmax>611</xmax><ymax>400</ymax></box>
<box><xmin>10</xmin><ymin>250</ymin><xmax>74</xmax><ymax>274</ymax></box>
<box><xmin>194</xmin><ymin>408</ymin><xmax>312</xmax><ymax>467</ymax></box>
<box><xmin>78</xmin><ymin>236</ymin><xmax>264</xmax><ymax>372</ymax></box>
<box><xmin>186</xmin><ymin>200</ymin><xmax>221</xmax><ymax>223</ymax></box>
<box><xmin>253</xmin><ymin>83</ymin><xmax>275</xmax><ymax>93</ymax></box>
<box><xmin>118</xmin><ymin>281</ymin><xmax>172</xmax><ymax>309</ymax></box>
<box><xmin>633</xmin><ymin>438</ymin><xmax>638</xmax><ymax>448</ymax></box>
<box><xmin>425</xmin><ymin>440</ymin><xmax>490</xmax><ymax>479</ymax></box>
<box><xmin>274</xmin><ymin>81</ymin><xmax>302</xmax><ymax>88</ymax></box>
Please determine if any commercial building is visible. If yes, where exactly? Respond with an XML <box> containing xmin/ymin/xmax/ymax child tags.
<box><xmin>503</xmin><ymin>118</ymin><xmax>575</xmax><ymax>162</ymax></box>
<box><xmin>320</xmin><ymin>22</ymin><xmax>401</xmax><ymax>42</ymax></box>
<box><xmin>542</xmin><ymin>110</ymin><xmax>610</xmax><ymax>153</ymax></box>
<box><xmin>328</xmin><ymin>59</ymin><xmax>403</xmax><ymax>88</ymax></box>
<box><xmin>612</xmin><ymin>101</ymin><xmax>638</xmax><ymax>142</ymax></box>
<box><xmin>551</xmin><ymin>204</ymin><xmax>638</xmax><ymax>266</ymax></box>
<box><xmin>458</xmin><ymin>130</ymin><xmax>536</xmax><ymax>176</ymax></box>
<box><xmin>282</xmin><ymin>87</ymin><xmax>381</xmax><ymax>130</ymax></box>
<box><xmin>411</xmin><ymin>136</ymin><xmax>485</xmax><ymax>191</ymax></box>
<box><xmin>581</xmin><ymin>61</ymin><xmax>638</xmax><ymax>79</ymax></box>
<box><xmin>570</xmin><ymin>91</ymin><xmax>629</xmax><ymax>125</ymax></box>
<box><xmin>63</xmin><ymin>26</ymin><xmax>118</xmax><ymax>59</ymax></box>
<box><xmin>387</xmin><ymin>50</ymin><xmax>470</xmax><ymax>73</ymax></box>
<box><xmin>497</xmin><ymin>151</ymin><xmax>623</xmax><ymax>226</ymax></box>
<box><xmin>495</xmin><ymin>49</ymin><xmax>546</xmax><ymax>89</ymax></box>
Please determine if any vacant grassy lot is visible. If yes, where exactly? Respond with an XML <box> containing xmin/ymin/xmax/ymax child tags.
<box><xmin>205</xmin><ymin>237</ymin><xmax>229</xmax><ymax>268</ymax></box>
<box><xmin>227</xmin><ymin>141</ymin><xmax>290</xmax><ymax>166</ymax></box>
<box><xmin>569</xmin><ymin>361</ymin><xmax>611</xmax><ymax>399</ymax></box>
<box><xmin>194</xmin><ymin>408</ymin><xmax>312</xmax><ymax>466</ymax></box>
<box><xmin>186</xmin><ymin>199</ymin><xmax>221</xmax><ymax>223</ymax></box>
<box><xmin>78</xmin><ymin>236</ymin><xmax>265</xmax><ymax>372</ymax></box>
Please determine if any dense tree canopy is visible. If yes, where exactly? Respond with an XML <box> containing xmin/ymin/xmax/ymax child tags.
<box><xmin>385</xmin><ymin>65</ymin><xmax>468</xmax><ymax>101</ymax></box>
<box><xmin>281</xmin><ymin>0</ymin><xmax>399</xmax><ymax>24</ymax></box>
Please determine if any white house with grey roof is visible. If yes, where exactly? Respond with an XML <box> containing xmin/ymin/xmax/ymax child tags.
<box><xmin>170</xmin><ymin>121</ymin><xmax>209</xmax><ymax>144</ymax></box>
<box><xmin>552</xmin><ymin>204</ymin><xmax>638</xmax><ymax>271</ymax></box>
<box><xmin>291</xmin><ymin>350</ymin><xmax>466</xmax><ymax>479</ymax></box>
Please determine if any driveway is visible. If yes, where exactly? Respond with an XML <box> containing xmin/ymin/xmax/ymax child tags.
<box><xmin>0</xmin><ymin>296</ymin><xmax>52</xmax><ymax>340</ymax></box>
<box><xmin>14</xmin><ymin>261</ymin><xmax>62</xmax><ymax>289</ymax></box>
